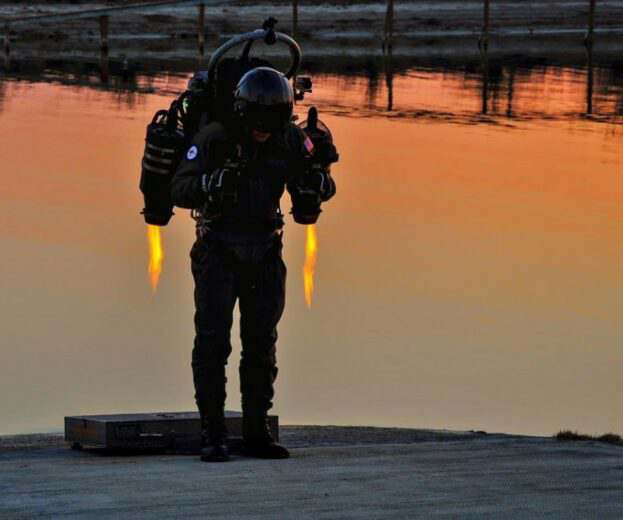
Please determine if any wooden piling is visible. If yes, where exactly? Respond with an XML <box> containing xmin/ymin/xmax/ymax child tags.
<box><xmin>3</xmin><ymin>24</ymin><xmax>9</xmax><ymax>70</ymax></box>
<box><xmin>586</xmin><ymin>28</ymin><xmax>594</xmax><ymax>114</ymax></box>
<box><xmin>98</xmin><ymin>15</ymin><xmax>109</xmax><ymax>83</ymax></box>
<box><xmin>586</xmin><ymin>0</ymin><xmax>596</xmax><ymax>47</ymax></box>
<box><xmin>292</xmin><ymin>0</ymin><xmax>298</xmax><ymax>39</ymax></box>
<box><xmin>480</xmin><ymin>43</ymin><xmax>489</xmax><ymax>115</ymax></box>
<box><xmin>197</xmin><ymin>3</ymin><xmax>205</xmax><ymax>56</ymax></box>
<box><xmin>479</xmin><ymin>0</ymin><xmax>490</xmax><ymax>52</ymax></box>
<box><xmin>506</xmin><ymin>67</ymin><xmax>515</xmax><ymax>118</ymax></box>
<box><xmin>383</xmin><ymin>0</ymin><xmax>394</xmax><ymax>52</ymax></box>
<box><xmin>481</xmin><ymin>69</ymin><xmax>489</xmax><ymax>115</ymax></box>
<box><xmin>99</xmin><ymin>15</ymin><xmax>109</xmax><ymax>53</ymax></box>
<box><xmin>383</xmin><ymin>46</ymin><xmax>394</xmax><ymax>111</ymax></box>
<box><xmin>100</xmin><ymin>50</ymin><xmax>109</xmax><ymax>84</ymax></box>
<box><xmin>586</xmin><ymin>61</ymin><xmax>594</xmax><ymax>115</ymax></box>
<box><xmin>479</xmin><ymin>0</ymin><xmax>490</xmax><ymax>112</ymax></box>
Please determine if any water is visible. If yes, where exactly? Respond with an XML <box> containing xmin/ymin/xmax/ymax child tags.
<box><xmin>1</xmin><ymin>60</ymin><xmax>622</xmax><ymax>436</ymax></box>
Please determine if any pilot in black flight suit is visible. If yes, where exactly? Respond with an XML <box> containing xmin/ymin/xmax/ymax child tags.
<box><xmin>171</xmin><ymin>67</ymin><xmax>336</xmax><ymax>462</ymax></box>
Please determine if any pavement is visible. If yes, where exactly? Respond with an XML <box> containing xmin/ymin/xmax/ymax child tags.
<box><xmin>1</xmin><ymin>426</ymin><xmax>623</xmax><ymax>519</ymax></box>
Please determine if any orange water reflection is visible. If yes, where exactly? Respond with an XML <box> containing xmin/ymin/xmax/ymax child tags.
<box><xmin>1</xmin><ymin>70</ymin><xmax>622</xmax><ymax>436</ymax></box>
<box><xmin>304</xmin><ymin>65</ymin><xmax>623</xmax><ymax>123</ymax></box>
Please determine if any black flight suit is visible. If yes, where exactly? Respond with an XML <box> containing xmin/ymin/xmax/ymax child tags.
<box><xmin>170</xmin><ymin>120</ymin><xmax>318</xmax><ymax>442</ymax></box>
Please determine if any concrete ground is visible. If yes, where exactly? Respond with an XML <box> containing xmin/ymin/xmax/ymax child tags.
<box><xmin>1</xmin><ymin>426</ymin><xmax>623</xmax><ymax>519</ymax></box>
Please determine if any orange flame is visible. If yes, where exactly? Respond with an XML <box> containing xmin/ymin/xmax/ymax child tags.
<box><xmin>303</xmin><ymin>224</ymin><xmax>318</xmax><ymax>308</ymax></box>
<box><xmin>147</xmin><ymin>225</ymin><xmax>163</xmax><ymax>293</ymax></box>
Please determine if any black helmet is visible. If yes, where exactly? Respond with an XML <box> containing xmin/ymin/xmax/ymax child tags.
<box><xmin>233</xmin><ymin>67</ymin><xmax>294</xmax><ymax>133</ymax></box>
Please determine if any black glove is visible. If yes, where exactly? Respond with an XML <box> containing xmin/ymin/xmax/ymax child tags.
<box><xmin>313</xmin><ymin>141</ymin><xmax>339</xmax><ymax>167</ymax></box>
<box><xmin>201</xmin><ymin>167</ymin><xmax>227</xmax><ymax>202</ymax></box>
<box><xmin>200</xmin><ymin>161</ymin><xmax>242</xmax><ymax>211</ymax></box>
<box><xmin>289</xmin><ymin>166</ymin><xmax>336</xmax><ymax>224</ymax></box>
<box><xmin>295</xmin><ymin>166</ymin><xmax>336</xmax><ymax>202</ymax></box>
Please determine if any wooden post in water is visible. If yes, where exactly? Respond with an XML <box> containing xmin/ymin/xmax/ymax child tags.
<box><xmin>584</xmin><ymin>0</ymin><xmax>596</xmax><ymax>114</ymax></box>
<box><xmin>383</xmin><ymin>0</ymin><xmax>394</xmax><ymax>52</ymax></box>
<box><xmin>506</xmin><ymin>66</ymin><xmax>516</xmax><ymax>118</ymax></box>
<box><xmin>383</xmin><ymin>45</ymin><xmax>394</xmax><ymax>111</ymax></box>
<box><xmin>479</xmin><ymin>0</ymin><xmax>490</xmax><ymax>52</ymax></box>
<box><xmin>292</xmin><ymin>0</ymin><xmax>298</xmax><ymax>39</ymax></box>
<box><xmin>586</xmin><ymin>0</ymin><xmax>596</xmax><ymax>48</ymax></box>
<box><xmin>586</xmin><ymin>14</ymin><xmax>595</xmax><ymax>115</ymax></box>
<box><xmin>197</xmin><ymin>3</ymin><xmax>205</xmax><ymax>57</ymax></box>
<box><xmin>479</xmin><ymin>0</ymin><xmax>490</xmax><ymax>113</ymax></box>
<box><xmin>480</xmin><ymin>39</ymin><xmax>489</xmax><ymax>115</ymax></box>
<box><xmin>99</xmin><ymin>15</ymin><xmax>109</xmax><ymax>54</ymax></box>
<box><xmin>3</xmin><ymin>24</ymin><xmax>10</xmax><ymax>70</ymax></box>
<box><xmin>481</xmin><ymin>59</ymin><xmax>489</xmax><ymax>115</ymax></box>
<box><xmin>99</xmin><ymin>15</ymin><xmax>109</xmax><ymax>84</ymax></box>
<box><xmin>586</xmin><ymin>51</ymin><xmax>594</xmax><ymax>115</ymax></box>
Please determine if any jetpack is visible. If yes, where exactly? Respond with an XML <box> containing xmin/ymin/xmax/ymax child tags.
<box><xmin>139</xmin><ymin>18</ymin><xmax>338</xmax><ymax>226</ymax></box>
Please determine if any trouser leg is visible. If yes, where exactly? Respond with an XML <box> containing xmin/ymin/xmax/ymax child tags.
<box><xmin>190</xmin><ymin>238</ymin><xmax>237</xmax><ymax>439</ymax></box>
<box><xmin>238</xmin><ymin>245</ymin><xmax>286</xmax><ymax>423</ymax></box>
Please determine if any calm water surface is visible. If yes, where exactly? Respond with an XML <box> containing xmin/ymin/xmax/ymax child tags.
<box><xmin>1</xmin><ymin>64</ymin><xmax>622</xmax><ymax>436</ymax></box>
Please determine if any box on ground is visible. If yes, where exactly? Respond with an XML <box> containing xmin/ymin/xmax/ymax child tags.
<box><xmin>64</xmin><ymin>411</ymin><xmax>279</xmax><ymax>453</ymax></box>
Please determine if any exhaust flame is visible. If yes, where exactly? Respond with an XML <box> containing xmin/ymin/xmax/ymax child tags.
<box><xmin>303</xmin><ymin>224</ymin><xmax>318</xmax><ymax>308</ymax></box>
<box><xmin>147</xmin><ymin>225</ymin><xmax>163</xmax><ymax>293</ymax></box>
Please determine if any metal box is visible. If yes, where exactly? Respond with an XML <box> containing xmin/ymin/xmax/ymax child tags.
<box><xmin>64</xmin><ymin>411</ymin><xmax>279</xmax><ymax>453</ymax></box>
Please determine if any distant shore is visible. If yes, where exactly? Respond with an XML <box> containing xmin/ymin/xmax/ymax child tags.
<box><xmin>2</xmin><ymin>1</ymin><xmax>623</xmax><ymax>66</ymax></box>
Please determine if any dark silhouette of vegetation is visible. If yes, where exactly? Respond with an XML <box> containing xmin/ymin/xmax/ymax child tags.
<box><xmin>555</xmin><ymin>430</ymin><xmax>623</xmax><ymax>447</ymax></box>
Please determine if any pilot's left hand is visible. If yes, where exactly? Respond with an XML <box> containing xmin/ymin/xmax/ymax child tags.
<box><xmin>291</xmin><ymin>167</ymin><xmax>336</xmax><ymax>202</ymax></box>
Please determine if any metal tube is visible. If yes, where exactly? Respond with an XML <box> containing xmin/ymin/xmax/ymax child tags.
<box><xmin>206</xmin><ymin>29</ymin><xmax>302</xmax><ymax>84</ymax></box>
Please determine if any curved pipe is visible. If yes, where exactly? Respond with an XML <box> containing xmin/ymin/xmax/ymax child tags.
<box><xmin>206</xmin><ymin>29</ymin><xmax>302</xmax><ymax>85</ymax></box>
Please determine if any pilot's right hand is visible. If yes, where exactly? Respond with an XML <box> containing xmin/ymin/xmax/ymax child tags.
<box><xmin>201</xmin><ymin>160</ymin><xmax>243</xmax><ymax>212</ymax></box>
<box><xmin>201</xmin><ymin>167</ymin><xmax>227</xmax><ymax>203</ymax></box>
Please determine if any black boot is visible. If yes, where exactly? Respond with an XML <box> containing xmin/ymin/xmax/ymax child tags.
<box><xmin>199</xmin><ymin>414</ymin><xmax>230</xmax><ymax>462</ymax></box>
<box><xmin>241</xmin><ymin>415</ymin><xmax>289</xmax><ymax>459</ymax></box>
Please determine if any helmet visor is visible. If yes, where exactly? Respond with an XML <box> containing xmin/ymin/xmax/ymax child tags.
<box><xmin>245</xmin><ymin>103</ymin><xmax>292</xmax><ymax>133</ymax></box>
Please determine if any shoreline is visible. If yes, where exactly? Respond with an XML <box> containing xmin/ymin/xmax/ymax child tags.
<box><xmin>0</xmin><ymin>425</ymin><xmax>504</xmax><ymax>451</ymax></box>
<box><xmin>2</xmin><ymin>425</ymin><xmax>620</xmax><ymax>451</ymax></box>
<box><xmin>2</xmin><ymin>1</ymin><xmax>623</xmax><ymax>66</ymax></box>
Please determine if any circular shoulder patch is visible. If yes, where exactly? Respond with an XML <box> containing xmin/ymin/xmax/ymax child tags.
<box><xmin>186</xmin><ymin>145</ymin><xmax>198</xmax><ymax>161</ymax></box>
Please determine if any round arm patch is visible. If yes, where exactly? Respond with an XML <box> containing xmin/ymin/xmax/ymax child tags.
<box><xmin>186</xmin><ymin>145</ymin><xmax>198</xmax><ymax>161</ymax></box>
